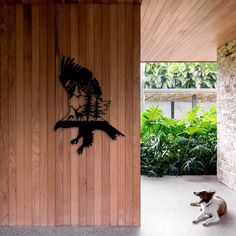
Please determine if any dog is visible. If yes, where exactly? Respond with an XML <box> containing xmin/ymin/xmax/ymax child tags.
<box><xmin>191</xmin><ymin>190</ymin><xmax>227</xmax><ymax>226</ymax></box>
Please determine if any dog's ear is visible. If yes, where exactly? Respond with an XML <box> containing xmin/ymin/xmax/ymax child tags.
<box><xmin>209</xmin><ymin>189</ymin><xmax>216</xmax><ymax>195</ymax></box>
<box><xmin>210</xmin><ymin>191</ymin><xmax>216</xmax><ymax>196</ymax></box>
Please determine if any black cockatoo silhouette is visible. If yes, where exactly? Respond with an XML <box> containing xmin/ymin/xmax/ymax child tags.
<box><xmin>54</xmin><ymin>56</ymin><xmax>124</xmax><ymax>155</ymax></box>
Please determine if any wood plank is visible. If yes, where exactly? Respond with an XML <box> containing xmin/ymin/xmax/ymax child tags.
<box><xmin>141</xmin><ymin>0</ymin><xmax>165</xmax><ymax>44</ymax></box>
<box><xmin>8</xmin><ymin>4</ymin><xmax>17</xmax><ymax>226</ymax></box>
<box><xmin>94</xmin><ymin>4</ymin><xmax>102</xmax><ymax>226</ymax></box>
<box><xmin>125</xmin><ymin>3</ymin><xmax>133</xmax><ymax>226</ymax></box>
<box><xmin>132</xmin><ymin>3</ymin><xmax>140</xmax><ymax>226</ymax></box>
<box><xmin>109</xmin><ymin>3</ymin><xmax>118</xmax><ymax>226</ymax></box>
<box><xmin>78</xmin><ymin>4</ymin><xmax>87</xmax><ymax>226</ymax></box>
<box><xmin>55</xmin><ymin>4</ymin><xmax>64</xmax><ymax>226</ymax></box>
<box><xmin>0</xmin><ymin>4</ymin><xmax>9</xmax><ymax>226</ymax></box>
<box><xmin>172</xmin><ymin>1</ymin><xmax>236</xmax><ymax>60</ymax></box>
<box><xmin>117</xmin><ymin>3</ymin><xmax>126</xmax><ymax>226</ymax></box>
<box><xmin>86</xmin><ymin>3</ymin><xmax>95</xmax><ymax>226</ymax></box>
<box><xmin>141</xmin><ymin>0</ymin><xmax>236</xmax><ymax>61</ymax></box>
<box><xmin>144</xmin><ymin>0</ymin><xmax>186</xmax><ymax>59</ymax></box>
<box><xmin>16</xmin><ymin>4</ymin><xmax>24</xmax><ymax>226</ymax></box>
<box><xmin>141</xmin><ymin>0</ymin><xmax>150</xmax><ymax>21</ymax></box>
<box><xmin>39</xmin><ymin>4</ymin><xmax>48</xmax><ymax>226</ymax></box>
<box><xmin>70</xmin><ymin>4</ymin><xmax>79</xmax><ymax>226</ymax></box>
<box><xmin>23</xmin><ymin>4</ymin><xmax>32</xmax><ymax>225</ymax></box>
<box><xmin>142</xmin><ymin>0</ymin><xmax>177</xmax><ymax>55</ymax></box>
<box><xmin>0</xmin><ymin>2</ymin><xmax>141</xmax><ymax>226</ymax></box>
<box><xmin>31</xmin><ymin>4</ymin><xmax>40</xmax><ymax>226</ymax></box>
<box><xmin>47</xmin><ymin>3</ymin><xmax>56</xmax><ymax>226</ymax></box>
<box><xmin>62</xmin><ymin>4</ymin><xmax>71</xmax><ymax>226</ymax></box>
<box><xmin>101</xmin><ymin>4</ymin><xmax>110</xmax><ymax>226</ymax></box>
<box><xmin>159</xmin><ymin>0</ymin><xmax>223</xmax><ymax>61</ymax></box>
<box><xmin>152</xmin><ymin>0</ymin><xmax>201</xmax><ymax>59</ymax></box>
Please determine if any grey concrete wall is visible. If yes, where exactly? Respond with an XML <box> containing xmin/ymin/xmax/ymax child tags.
<box><xmin>217</xmin><ymin>38</ymin><xmax>236</xmax><ymax>191</ymax></box>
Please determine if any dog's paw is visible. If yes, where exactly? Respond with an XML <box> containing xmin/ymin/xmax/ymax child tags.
<box><xmin>192</xmin><ymin>220</ymin><xmax>198</xmax><ymax>224</ymax></box>
<box><xmin>190</xmin><ymin>202</ymin><xmax>199</xmax><ymax>207</ymax></box>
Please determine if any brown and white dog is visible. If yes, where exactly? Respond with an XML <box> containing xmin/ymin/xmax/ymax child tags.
<box><xmin>191</xmin><ymin>190</ymin><xmax>227</xmax><ymax>226</ymax></box>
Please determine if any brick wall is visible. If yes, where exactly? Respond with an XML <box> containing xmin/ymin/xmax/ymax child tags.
<box><xmin>217</xmin><ymin>39</ymin><xmax>236</xmax><ymax>191</ymax></box>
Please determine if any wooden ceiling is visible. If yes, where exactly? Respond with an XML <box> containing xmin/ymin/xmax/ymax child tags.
<box><xmin>141</xmin><ymin>0</ymin><xmax>236</xmax><ymax>61</ymax></box>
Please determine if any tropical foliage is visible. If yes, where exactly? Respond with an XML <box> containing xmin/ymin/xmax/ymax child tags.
<box><xmin>141</xmin><ymin>105</ymin><xmax>217</xmax><ymax>176</ymax></box>
<box><xmin>144</xmin><ymin>62</ymin><xmax>217</xmax><ymax>89</ymax></box>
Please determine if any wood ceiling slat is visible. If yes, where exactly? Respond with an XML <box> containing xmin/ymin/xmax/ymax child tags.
<box><xmin>146</xmin><ymin>0</ymin><xmax>201</xmax><ymax>60</ymax></box>
<box><xmin>143</xmin><ymin>0</ymin><xmax>188</xmax><ymax>60</ymax></box>
<box><xmin>169</xmin><ymin>0</ymin><xmax>231</xmax><ymax>59</ymax></box>
<box><xmin>142</xmin><ymin>0</ymin><xmax>236</xmax><ymax>61</ymax></box>
<box><xmin>172</xmin><ymin>0</ymin><xmax>236</xmax><ymax>61</ymax></box>
<box><xmin>141</xmin><ymin>0</ymin><xmax>162</xmax><ymax>38</ymax></box>
<box><xmin>141</xmin><ymin>0</ymin><xmax>149</xmax><ymax>21</ymax></box>
<box><xmin>142</xmin><ymin>0</ymin><xmax>170</xmax><ymax>46</ymax></box>
<box><xmin>145</xmin><ymin>0</ymin><xmax>224</xmax><ymax>61</ymax></box>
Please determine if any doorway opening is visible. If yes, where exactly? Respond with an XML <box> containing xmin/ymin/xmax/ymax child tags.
<box><xmin>140</xmin><ymin>62</ymin><xmax>217</xmax><ymax>177</ymax></box>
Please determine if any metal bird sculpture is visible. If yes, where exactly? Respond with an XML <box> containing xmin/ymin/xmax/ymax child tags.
<box><xmin>54</xmin><ymin>56</ymin><xmax>124</xmax><ymax>155</ymax></box>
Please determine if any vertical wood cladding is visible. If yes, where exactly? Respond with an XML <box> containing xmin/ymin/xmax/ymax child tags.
<box><xmin>0</xmin><ymin>3</ymin><xmax>140</xmax><ymax>226</ymax></box>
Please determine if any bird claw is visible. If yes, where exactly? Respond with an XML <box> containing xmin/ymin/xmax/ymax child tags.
<box><xmin>71</xmin><ymin>139</ymin><xmax>78</xmax><ymax>144</ymax></box>
<box><xmin>77</xmin><ymin>147</ymin><xmax>84</xmax><ymax>155</ymax></box>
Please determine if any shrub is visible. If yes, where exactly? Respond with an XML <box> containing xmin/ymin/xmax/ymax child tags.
<box><xmin>141</xmin><ymin>105</ymin><xmax>217</xmax><ymax>177</ymax></box>
<box><xmin>144</xmin><ymin>62</ymin><xmax>217</xmax><ymax>89</ymax></box>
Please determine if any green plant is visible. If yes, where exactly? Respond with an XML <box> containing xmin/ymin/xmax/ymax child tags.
<box><xmin>144</xmin><ymin>62</ymin><xmax>217</xmax><ymax>89</ymax></box>
<box><xmin>141</xmin><ymin>105</ymin><xmax>217</xmax><ymax>177</ymax></box>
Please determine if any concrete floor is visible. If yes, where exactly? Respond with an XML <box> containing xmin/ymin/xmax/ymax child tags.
<box><xmin>1</xmin><ymin>175</ymin><xmax>236</xmax><ymax>236</ymax></box>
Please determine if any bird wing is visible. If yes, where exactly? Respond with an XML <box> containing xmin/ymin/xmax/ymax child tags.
<box><xmin>91</xmin><ymin>121</ymin><xmax>124</xmax><ymax>140</ymax></box>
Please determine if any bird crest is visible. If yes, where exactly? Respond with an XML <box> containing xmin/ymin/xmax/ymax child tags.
<box><xmin>54</xmin><ymin>56</ymin><xmax>124</xmax><ymax>155</ymax></box>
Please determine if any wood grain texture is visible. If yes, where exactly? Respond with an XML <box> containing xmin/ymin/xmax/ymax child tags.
<box><xmin>8</xmin><ymin>4</ymin><xmax>17</xmax><ymax>226</ymax></box>
<box><xmin>15</xmin><ymin>4</ymin><xmax>24</xmax><ymax>226</ymax></box>
<box><xmin>101</xmin><ymin>4</ymin><xmax>110</xmax><ymax>226</ymax></box>
<box><xmin>39</xmin><ymin>4</ymin><xmax>48</xmax><ymax>226</ymax></box>
<box><xmin>117</xmin><ymin>3</ymin><xmax>126</xmax><ymax>226</ymax></box>
<box><xmin>62</xmin><ymin>4</ymin><xmax>71</xmax><ymax>226</ymax></box>
<box><xmin>78</xmin><ymin>4</ymin><xmax>87</xmax><ymax>226</ymax></box>
<box><xmin>86</xmin><ymin>3</ymin><xmax>95</xmax><ymax>226</ymax></box>
<box><xmin>55</xmin><ymin>3</ymin><xmax>64</xmax><ymax>226</ymax></box>
<box><xmin>0</xmin><ymin>3</ymin><xmax>140</xmax><ymax>226</ymax></box>
<box><xmin>70</xmin><ymin>4</ymin><xmax>79</xmax><ymax>226</ymax></box>
<box><xmin>141</xmin><ymin>0</ymin><xmax>236</xmax><ymax>61</ymax></box>
<box><xmin>109</xmin><ymin>3</ymin><xmax>118</xmax><ymax>226</ymax></box>
<box><xmin>23</xmin><ymin>5</ymin><xmax>32</xmax><ymax>225</ymax></box>
<box><xmin>0</xmin><ymin>4</ymin><xmax>9</xmax><ymax>226</ymax></box>
<box><xmin>125</xmin><ymin>3</ymin><xmax>133</xmax><ymax>225</ymax></box>
<box><xmin>31</xmin><ymin>4</ymin><xmax>40</xmax><ymax>226</ymax></box>
<box><xmin>94</xmin><ymin>4</ymin><xmax>102</xmax><ymax>226</ymax></box>
<box><xmin>47</xmin><ymin>3</ymin><xmax>56</xmax><ymax>226</ymax></box>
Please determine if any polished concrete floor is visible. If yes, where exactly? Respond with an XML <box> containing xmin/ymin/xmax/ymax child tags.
<box><xmin>1</xmin><ymin>175</ymin><xmax>236</xmax><ymax>236</ymax></box>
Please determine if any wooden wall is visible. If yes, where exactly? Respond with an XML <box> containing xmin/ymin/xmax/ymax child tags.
<box><xmin>0</xmin><ymin>3</ymin><xmax>140</xmax><ymax>226</ymax></box>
